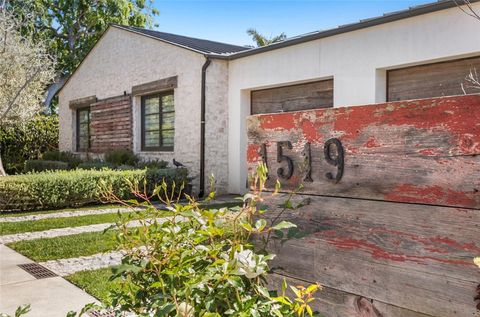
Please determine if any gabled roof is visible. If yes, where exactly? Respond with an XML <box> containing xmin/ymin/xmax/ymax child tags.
<box><xmin>113</xmin><ymin>25</ymin><xmax>249</xmax><ymax>55</ymax></box>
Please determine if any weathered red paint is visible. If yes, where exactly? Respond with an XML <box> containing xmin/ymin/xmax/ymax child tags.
<box><xmin>372</xmin><ymin>228</ymin><xmax>480</xmax><ymax>253</ymax></box>
<box><xmin>326</xmin><ymin>237</ymin><xmax>473</xmax><ymax>266</ymax></box>
<box><xmin>419</xmin><ymin>148</ymin><xmax>439</xmax><ymax>156</ymax></box>
<box><xmin>258</xmin><ymin>112</ymin><xmax>297</xmax><ymax>131</ymax></box>
<box><xmin>385</xmin><ymin>184</ymin><xmax>476</xmax><ymax>207</ymax></box>
<box><xmin>253</xmin><ymin>95</ymin><xmax>480</xmax><ymax>156</ymax></box>
<box><xmin>247</xmin><ymin>143</ymin><xmax>261</xmax><ymax>163</ymax></box>
<box><xmin>299</xmin><ymin>118</ymin><xmax>322</xmax><ymax>143</ymax></box>
<box><xmin>363</xmin><ymin>136</ymin><xmax>381</xmax><ymax>148</ymax></box>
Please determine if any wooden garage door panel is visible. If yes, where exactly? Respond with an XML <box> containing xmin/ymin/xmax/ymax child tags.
<box><xmin>387</xmin><ymin>56</ymin><xmax>480</xmax><ymax>101</ymax></box>
<box><xmin>251</xmin><ymin>79</ymin><xmax>333</xmax><ymax>114</ymax></box>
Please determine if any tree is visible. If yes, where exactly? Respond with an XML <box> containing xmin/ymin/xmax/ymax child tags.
<box><xmin>246</xmin><ymin>28</ymin><xmax>286</xmax><ymax>47</ymax></box>
<box><xmin>7</xmin><ymin>0</ymin><xmax>159</xmax><ymax>108</ymax></box>
<box><xmin>454</xmin><ymin>0</ymin><xmax>480</xmax><ymax>92</ymax></box>
<box><xmin>0</xmin><ymin>3</ymin><xmax>56</xmax><ymax>175</ymax></box>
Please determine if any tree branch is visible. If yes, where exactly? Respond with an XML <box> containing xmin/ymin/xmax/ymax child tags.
<box><xmin>453</xmin><ymin>0</ymin><xmax>480</xmax><ymax>21</ymax></box>
<box><xmin>0</xmin><ymin>67</ymin><xmax>41</xmax><ymax>123</ymax></box>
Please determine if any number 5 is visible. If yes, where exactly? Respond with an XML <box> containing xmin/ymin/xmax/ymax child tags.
<box><xmin>277</xmin><ymin>141</ymin><xmax>293</xmax><ymax>180</ymax></box>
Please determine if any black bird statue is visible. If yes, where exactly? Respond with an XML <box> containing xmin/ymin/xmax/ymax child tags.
<box><xmin>172</xmin><ymin>158</ymin><xmax>185</xmax><ymax>168</ymax></box>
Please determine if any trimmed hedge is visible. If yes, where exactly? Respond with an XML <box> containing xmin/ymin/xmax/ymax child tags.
<box><xmin>77</xmin><ymin>161</ymin><xmax>114</xmax><ymax>170</ymax></box>
<box><xmin>24</xmin><ymin>160</ymin><xmax>69</xmax><ymax>173</ymax></box>
<box><xmin>0</xmin><ymin>115</ymin><xmax>58</xmax><ymax>174</ymax></box>
<box><xmin>0</xmin><ymin>168</ymin><xmax>189</xmax><ymax>212</ymax></box>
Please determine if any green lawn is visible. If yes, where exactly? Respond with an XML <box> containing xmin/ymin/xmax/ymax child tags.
<box><xmin>0</xmin><ymin>212</ymin><xmax>135</xmax><ymax>235</ymax></box>
<box><xmin>0</xmin><ymin>204</ymin><xmax>124</xmax><ymax>218</ymax></box>
<box><xmin>65</xmin><ymin>267</ymin><xmax>122</xmax><ymax>304</ymax></box>
<box><xmin>7</xmin><ymin>230</ymin><xmax>119</xmax><ymax>261</ymax></box>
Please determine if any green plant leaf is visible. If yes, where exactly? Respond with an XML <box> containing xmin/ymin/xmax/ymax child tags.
<box><xmin>272</xmin><ymin>221</ymin><xmax>297</xmax><ymax>231</ymax></box>
<box><xmin>255</xmin><ymin>219</ymin><xmax>267</xmax><ymax>231</ymax></box>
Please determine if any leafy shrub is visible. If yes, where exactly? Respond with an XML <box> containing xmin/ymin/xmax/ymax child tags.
<box><xmin>0</xmin><ymin>115</ymin><xmax>58</xmax><ymax>174</ymax></box>
<box><xmin>77</xmin><ymin>164</ymin><xmax>321</xmax><ymax>317</ymax></box>
<box><xmin>77</xmin><ymin>161</ymin><xmax>114</xmax><ymax>170</ymax></box>
<box><xmin>24</xmin><ymin>160</ymin><xmax>69</xmax><ymax>173</ymax></box>
<box><xmin>136</xmin><ymin>159</ymin><xmax>168</xmax><ymax>169</ymax></box>
<box><xmin>42</xmin><ymin>150</ymin><xmax>83</xmax><ymax>168</ymax></box>
<box><xmin>104</xmin><ymin>149</ymin><xmax>139</xmax><ymax>167</ymax></box>
<box><xmin>0</xmin><ymin>168</ymin><xmax>188</xmax><ymax>212</ymax></box>
<box><xmin>116</xmin><ymin>164</ymin><xmax>135</xmax><ymax>170</ymax></box>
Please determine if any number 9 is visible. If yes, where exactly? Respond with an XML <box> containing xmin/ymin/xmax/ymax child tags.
<box><xmin>324</xmin><ymin>138</ymin><xmax>344</xmax><ymax>183</ymax></box>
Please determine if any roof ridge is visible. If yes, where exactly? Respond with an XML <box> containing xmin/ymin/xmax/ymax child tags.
<box><xmin>112</xmin><ymin>24</ymin><xmax>248</xmax><ymax>52</ymax></box>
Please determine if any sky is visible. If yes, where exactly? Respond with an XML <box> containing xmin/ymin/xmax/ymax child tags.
<box><xmin>151</xmin><ymin>0</ymin><xmax>435</xmax><ymax>46</ymax></box>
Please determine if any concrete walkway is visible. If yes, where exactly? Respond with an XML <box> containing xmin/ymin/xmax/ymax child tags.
<box><xmin>0</xmin><ymin>245</ymin><xmax>98</xmax><ymax>317</ymax></box>
<box><xmin>0</xmin><ymin>206</ymin><xmax>137</xmax><ymax>223</ymax></box>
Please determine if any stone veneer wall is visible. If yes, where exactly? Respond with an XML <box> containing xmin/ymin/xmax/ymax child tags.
<box><xmin>90</xmin><ymin>95</ymin><xmax>132</xmax><ymax>153</ymax></box>
<box><xmin>204</xmin><ymin>60</ymin><xmax>229</xmax><ymax>193</ymax></box>
<box><xmin>59</xmin><ymin>27</ymin><xmax>231</xmax><ymax>194</ymax></box>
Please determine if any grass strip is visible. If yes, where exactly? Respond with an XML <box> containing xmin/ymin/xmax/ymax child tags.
<box><xmin>0</xmin><ymin>212</ymin><xmax>132</xmax><ymax>235</ymax></box>
<box><xmin>0</xmin><ymin>204</ymin><xmax>122</xmax><ymax>218</ymax></box>
<box><xmin>65</xmin><ymin>267</ymin><xmax>122</xmax><ymax>304</ymax></box>
<box><xmin>7</xmin><ymin>230</ymin><xmax>119</xmax><ymax>261</ymax></box>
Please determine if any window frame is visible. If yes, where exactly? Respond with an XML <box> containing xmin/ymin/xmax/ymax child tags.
<box><xmin>140</xmin><ymin>91</ymin><xmax>175</xmax><ymax>152</ymax></box>
<box><xmin>76</xmin><ymin>107</ymin><xmax>91</xmax><ymax>152</ymax></box>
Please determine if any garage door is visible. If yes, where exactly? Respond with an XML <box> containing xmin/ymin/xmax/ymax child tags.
<box><xmin>251</xmin><ymin>79</ymin><xmax>333</xmax><ymax>115</ymax></box>
<box><xmin>387</xmin><ymin>56</ymin><xmax>480</xmax><ymax>101</ymax></box>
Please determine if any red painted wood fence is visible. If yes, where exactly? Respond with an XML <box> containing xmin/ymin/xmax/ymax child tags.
<box><xmin>246</xmin><ymin>95</ymin><xmax>480</xmax><ymax>317</ymax></box>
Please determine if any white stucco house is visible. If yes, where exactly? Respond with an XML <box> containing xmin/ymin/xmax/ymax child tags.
<box><xmin>58</xmin><ymin>0</ymin><xmax>480</xmax><ymax>195</ymax></box>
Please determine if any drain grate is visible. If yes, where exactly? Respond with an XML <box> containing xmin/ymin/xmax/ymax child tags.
<box><xmin>88</xmin><ymin>310</ymin><xmax>115</xmax><ymax>317</ymax></box>
<box><xmin>18</xmin><ymin>263</ymin><xmax>57</xmax><ymax>279</ymax></box>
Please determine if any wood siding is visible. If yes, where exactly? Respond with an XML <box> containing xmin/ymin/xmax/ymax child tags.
<box><xmin>251</xmin><ymin>80</ymin><xmax>333</xmax><ymax>115</ymax></box>
<box><xmin>246</xmin><ymin>95</ymin><xmax>480</xmax><ymax>317</ymax></box>
<box><xmin>90</xmin><ymin>95</ymin><xmax>132</xmax><ymax>152</ymax></box>
<box><xmin>387</xmin><ymin>56</ymin><xmax>480</xmax><ymax>101</ymax></box>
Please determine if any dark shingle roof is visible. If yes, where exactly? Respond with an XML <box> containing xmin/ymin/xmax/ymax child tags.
<box><xmin>113</xmin><ymin>25</ymin><xmax>249</xmax><ymax>55</ymax></box>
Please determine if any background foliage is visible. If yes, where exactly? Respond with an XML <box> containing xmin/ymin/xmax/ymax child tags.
<box><xmin>8</xmin><ymin>0</ymin><xmax>159</xmax><ymax>77</ymax></box>
<box><xmin>0</xmin><ymin>115</ymin><xmax>59</xmax><ymax>174</ymax></box>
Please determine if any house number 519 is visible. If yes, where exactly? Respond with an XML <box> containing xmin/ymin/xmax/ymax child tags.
<box><xmin>258</xmin><ymin>138</ymin><xmax>344</xmax><ymax>183</ymax></box>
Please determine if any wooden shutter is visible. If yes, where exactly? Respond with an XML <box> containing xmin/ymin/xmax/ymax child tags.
<box><xmin>387</xmin><ymin>56</ymin><xmax>480</xmax><ymax>101</ymax></box>
<box><xmin>251</xmin><ymin>79</ymin><xmax>333</xmax><ymax>115</ymax></box>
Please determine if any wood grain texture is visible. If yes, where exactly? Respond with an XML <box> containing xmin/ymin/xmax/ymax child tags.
<box><xmin>387</xmin><ymin>56</ymin><xmax>480</xmax><ymax>101</ymax></box>
<box><xmin>267</xmin><ymin>274</ymin><xmax>433</xmax><ymax>317</ymax></box>
<box><xmin>262</xmin><ymin>194</ymin><xmax>480</xmax><ymax>317</ymax></box>
<box><xmin>90</xmin><ymin>95</ymin><xmax>132</xmax><ymax>153</ymax></box>
<box><xmin>251</xmin><ymin>80</ymin><xmax>333</xmax><ymax>115</ymax></box>
<box><xmin>246</xmin><ymin>95</ymin><xmax>480</xmax><ymax>209</ymax></box>
<box><xmin>131</xmin><ymin>76</ymin><xmax>177</xmax><ymax>96</ymax></box>
<box><xmin>69</xmin><ymin>95</ymin><xmax>96</xmax><ymax>109</ymax></box>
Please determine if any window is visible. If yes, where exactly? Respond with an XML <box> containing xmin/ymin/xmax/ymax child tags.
<box><xmin>141</xmin><ymin>92</ymin><xmax>174</xmax><ymax>151</ymax></box>
<box><xmin>76</xmin><ymin>107</ymin><xmax>90</xmax><ymax>151</ymax></box>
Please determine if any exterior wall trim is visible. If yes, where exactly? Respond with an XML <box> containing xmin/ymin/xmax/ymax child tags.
<box><xmin>69</xmin><ymin>95</ymin><xmax>97</xmax><ymax>109</ymax></box>
<box><xmin>132</xmin><ymin>76</ymin><xmax>178</xmax><ymax>96</ymax></box>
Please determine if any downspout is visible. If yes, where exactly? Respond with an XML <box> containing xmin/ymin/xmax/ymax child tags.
<box><xmin>199</xmin><ymin>56</ymin><xmax>211</xmax><ymax>198</ymax></box>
